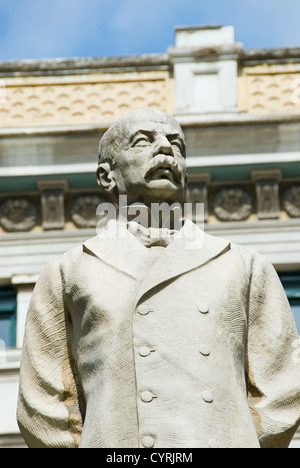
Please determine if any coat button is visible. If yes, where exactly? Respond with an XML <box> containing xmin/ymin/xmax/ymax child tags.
<box><xmin>199</xmin><ymin>345</ymin><xmax>210</xmax><ymax>356</ymax></box>
<box><xmin>142</xmin><ymin>436</ymin><xmax>155</xmax><ymax>448</ymax></box>
<box><xmin>141</xmin><ymin>391</ymin><xmax>155</xmax><ymax>403</ymax></box>
<box><xmin>138</xmin><ymin>347</ymin><xmax>151</xmax><ymax>357</ymax></box>
<box><xmin>202</xmin><ymin>390</ymin><xmax>214</xmax><ymax>403</ymax></box>
<box><xmin>198</xmin><ymin>301</ymin><xmax>209</xmax><ymax>314</ymax></box>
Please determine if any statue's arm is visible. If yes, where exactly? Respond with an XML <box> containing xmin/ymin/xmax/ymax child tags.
<box><xmin>246</xmin><ymin>253</ymin><xmax>300</xmax><ymax>448</ymax></box>
<box><xmin>17</xmin><ymin>258</ymin><xmax>83</xmax><ymax>448</ymax></box>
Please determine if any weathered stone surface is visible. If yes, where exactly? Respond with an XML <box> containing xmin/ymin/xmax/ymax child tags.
<box><xmin>17</xmin><ymin>109</ymin><xmax>300</xmax><ymax>449</ymax></box>
<box><xmin>0</xmin><ymin>198</ymin><xmax>37</xmax><ymax>232</ymax></box>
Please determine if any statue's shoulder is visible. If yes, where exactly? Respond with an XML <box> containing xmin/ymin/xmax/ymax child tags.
<box><xmin>38</xmin><ymin>238</ymin><xmax>97</xmax><ymax>285</ymax></box>
<box><xmin>229</xmin><ymin>239</ymin><xmax>270</xmax><ymax>265</ymax></box>
<box><xmin>203</xmin><ymin>229</ymin><xmax>269</xmax><ymax>267</ymax></box>
<box><xmin>60</xmin><ymin>235</ymin><xmax>102</xmax><ymax>265</ymax></box>
<box><xmin>44</xmin><ymin>238</ymin><xmax>95</xmax><ymax>273</ymax></box>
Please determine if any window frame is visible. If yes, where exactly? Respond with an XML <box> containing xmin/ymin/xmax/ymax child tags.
<box><xmin>279</xmin><ymin>272</ymin><xmax>300</xmax><ymax>334</ymax></box>
<box><xmin>0</xmin><ymin>287</ymin><xmax>17</xmax><ymax>348</ymax></box>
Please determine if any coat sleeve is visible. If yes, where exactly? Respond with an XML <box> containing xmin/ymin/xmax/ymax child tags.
<box><xmin>247</xmin><ymin>253</ymin><xmax>300</xmax><ymax>448</ymax></box>
<box><xmin>17</xmin><ymin>257</ymin><xmax>84</xmax><ymax>448</ymax></box>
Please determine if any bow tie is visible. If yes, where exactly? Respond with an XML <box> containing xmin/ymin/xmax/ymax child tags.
<box><xmin>127</xmin><ymin>222</ymin><xmax>175</xmax><ymax>248</ymax></box>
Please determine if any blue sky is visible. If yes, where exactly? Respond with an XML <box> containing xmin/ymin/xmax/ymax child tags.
<box><xmin>0</xmin><ymin>0</ymin><xmax>300</xmax><ymax>61</ymax></box>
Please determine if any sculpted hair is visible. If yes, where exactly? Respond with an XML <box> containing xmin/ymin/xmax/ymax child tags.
<box><xmin>98</xmin><ymin>119</ymin><xmax>127</xmax><ymax>168</ymax></box>
<box><xmin>97</xmin><ymin>108</ymin><xmax>186</xmax><ymax>167</ymax></box>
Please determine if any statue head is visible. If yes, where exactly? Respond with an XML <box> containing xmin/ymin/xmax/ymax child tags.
<box><xmin>97</xmin><ymin>108</ymin><xmax>187</xmax><ymax>206</ymax></box>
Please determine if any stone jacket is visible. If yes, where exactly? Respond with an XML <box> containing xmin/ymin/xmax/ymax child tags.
<box><xmin>17</xmin><ymin>221</ymin><xmax>300</xmax><ymax>448</ymax></box>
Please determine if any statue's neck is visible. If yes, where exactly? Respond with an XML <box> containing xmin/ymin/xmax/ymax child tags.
<box><xmin>117</xmin><ymin>203</ymin><xmax>183</xmax><ymax>230</ymax></box>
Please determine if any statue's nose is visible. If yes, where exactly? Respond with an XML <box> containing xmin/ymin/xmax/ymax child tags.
<box><xmin>152</xmin><ymin>135</ymin><xmax>174</xmax><ymax>157</ymax></box>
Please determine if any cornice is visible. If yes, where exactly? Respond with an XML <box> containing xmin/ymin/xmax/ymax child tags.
<box><xmin>0</xmin><ymin>53</ymin><xmax>170</xmax><ymax>76</ymax></box>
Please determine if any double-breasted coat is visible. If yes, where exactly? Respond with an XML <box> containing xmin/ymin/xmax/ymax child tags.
<box><xmin>17</xmin><ymin>221</ymin><xmax>300</xmax><ymax>448</ymax></box>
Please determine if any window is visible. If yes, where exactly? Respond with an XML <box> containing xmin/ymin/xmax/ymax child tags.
<box><xmin>0</xmin><ymin>287</ymin><xmax>17</xmax><ymax>348</ymax></box>
<box><xmin>279</xmin><ymin>273</ymin><xmax>300</xmax><ymax>334</ymax></box>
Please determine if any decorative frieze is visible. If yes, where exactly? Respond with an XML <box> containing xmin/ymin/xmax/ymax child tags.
<box><xmin>0</xmin><ymin>71</ymin><xmax>172</xmax><ymax>129</ymax></box>
<box><xmin>255</xmin><ymin>181</ymin><xmax>280</xmax><ymax>219</ymax></box>
<box><xmin>1</xmin><ymin>180</ymin><xmax>300</xmax><ymax>234</ymax></box>
<box><xmin>283</xmin><ymin>186</ymin><xmax>300</xmax><ymax>218</ymax></box>
<box><xmin>70</xmin><ymin>195</ymin><xmax>103</xmax><ymax>228</ymax></box>
<box><xmin>0</xmin><ymin>198</ymin><xmax>37</xmax><ymax>232</ymax></box>
<box><xmin>239</xmin><ymin>66</ymin><xmax>300</xmax><ymax>115</ymax></box>
<box><xmin>38</xmin><ymin>180</ymin><xmax>68</xmax><ymax>230</ymax></box>
<box><xmin>186</xmin><ymin>173</ymin><xmax>211</xmax><ymax>223</ymax></box>
<box><xmin>213</xmin><ymin>188</ymin><xmax>253</xmax><ymax>222</ymax></box>
<box><xmin>252</xmin><ymin>170</ymin><xmax>282</xmax><ymax>220</ymax></box>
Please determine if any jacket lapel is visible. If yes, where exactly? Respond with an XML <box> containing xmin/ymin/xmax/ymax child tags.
<box><xmin>83</xmin><ymin>220</ymin><xmax>148</xmax><ymax>281</ymax></box>
<box><xmin>83</xmin><ymin>220</ymin><xmax>231</xmax><ymax>304</ymax></box>
<box><xmin>136</xmin><ymin>221</ymin><xmax>231</xmax><ymax>305</ymax></box>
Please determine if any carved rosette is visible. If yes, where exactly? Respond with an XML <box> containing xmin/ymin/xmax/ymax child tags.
<box><xmin>0</xmin><ymin>198</ymin><xmax>37</xmax><ymax>232</ymax></box>
<box><xmin>283</xmin><ymin>186</ymin><xmax>300</xmax><ymax>218</ymax></box>
<box><xmin>213</xmin><ymin>188</ymin><xmax>253</xmax><ymax>222</ymax></box>
<box><xmin>70</xmin><ymin>195</ymin><xmax>103</xmax><ymax>228</ymax></box>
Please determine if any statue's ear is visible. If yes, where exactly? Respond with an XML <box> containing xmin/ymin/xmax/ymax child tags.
<box><xmin>96</xmin><ymin>163</ymin><xmax>116</xmax><ymax>194</ymax></box>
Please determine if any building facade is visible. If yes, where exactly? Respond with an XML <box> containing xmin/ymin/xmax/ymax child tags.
<box><xmin>0</xmin><ymin>25</ymin><xmax>299</xmax><ymax>448</ymax></box>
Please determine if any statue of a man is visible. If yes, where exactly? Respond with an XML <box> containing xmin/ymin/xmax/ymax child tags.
<box><xmin>17</xmin><ymin>109</ymin><xmax>300</xmax><ymax>448</ymax></box>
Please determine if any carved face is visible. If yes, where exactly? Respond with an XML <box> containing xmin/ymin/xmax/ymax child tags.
<box><xmin>99</xmin><ymin>110</ymin><xmax>187</xmax><ymax>205</ymax></box>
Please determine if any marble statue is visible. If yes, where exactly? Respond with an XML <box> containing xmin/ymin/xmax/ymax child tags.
<box><xmin>17</xmin><ymin>109</ymin><xmax>300</xmax><ymax>448</ymax></box>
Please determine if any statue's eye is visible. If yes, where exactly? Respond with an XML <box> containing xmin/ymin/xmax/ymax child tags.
<box><xmin>171</xmin><ymin>141</ymin><xmax>182</xmax><ymax>150</ymax></box>
<box><xmin>133</xmin><ymin>136</ymin><xmax>150</xmax><ymax>147</ymax></box>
